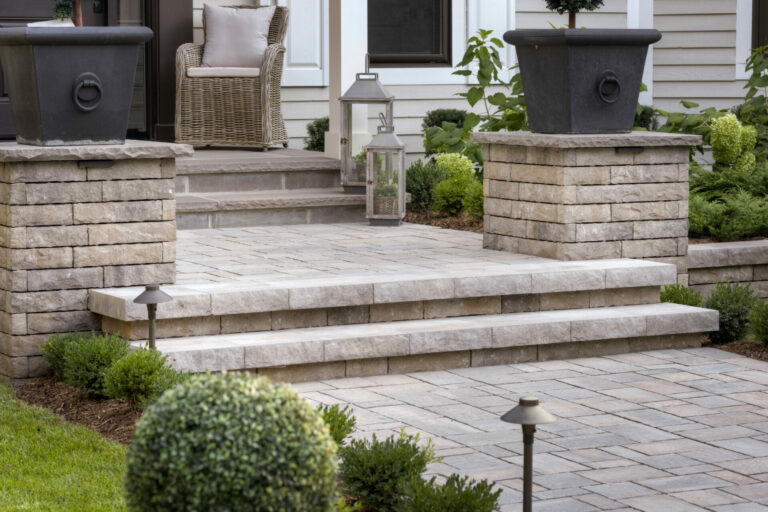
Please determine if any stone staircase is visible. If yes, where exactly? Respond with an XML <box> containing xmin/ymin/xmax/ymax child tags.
<box><xmin>88</xmin><ymin>258</ymin><xmax>718</xmax><ymax>382</ymax></box>
<box><xmin>175</xmin><ymin>149</ymin><xmax>365</xmax><ymax>229</ymax></box>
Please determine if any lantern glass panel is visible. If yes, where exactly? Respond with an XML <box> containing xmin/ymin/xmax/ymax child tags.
<box><xmin>344</xmin><ymin>103</ymin><xmax>390</xmax><ymax>187</ymax></box>
<box><xmin>371</xmin><ymin>149</ymin><xmax>401</xmax><ymax>215</ymax></box>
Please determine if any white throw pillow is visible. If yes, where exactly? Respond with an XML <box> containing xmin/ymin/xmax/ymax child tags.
<box><xmin>202</xmin><ymin>4</ymin><xmax>276</xmax><ymax>68</ymax></box>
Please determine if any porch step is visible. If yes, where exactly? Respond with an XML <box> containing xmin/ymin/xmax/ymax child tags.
<box><xmin>175</xmin><ymin>149</ymin><xmax>341</xmax><ymax>194</ymax></box>
<box><xmin>89</xmin><ymin>258</ymin><xmax>676</xmax><ymax>340</ymax></box>
<box><xmin>176</xmin><ymin>188</ymin><xmax>366</xmax><ymax>229</ymax></box>
<box><xmin>144</xmin><ymin>303</ymin><xmax>718</xmax><ymax>374</ymax></box>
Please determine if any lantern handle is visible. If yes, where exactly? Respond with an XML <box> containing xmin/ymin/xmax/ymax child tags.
<box><xmin>377</xmin><ymin>112</ymin><xmax>394</xmax><ymax>133</ymax></box>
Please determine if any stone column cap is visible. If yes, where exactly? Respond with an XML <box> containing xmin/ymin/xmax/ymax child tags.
<box><xmin>470</xmin><ymin>131</ymin><xmax>701</xmax><ymax>148</ymax></box>
<box><xmin>0</xmin><ymin>140</ymin><xmax>194</xmax><ymax>162</ymax></box>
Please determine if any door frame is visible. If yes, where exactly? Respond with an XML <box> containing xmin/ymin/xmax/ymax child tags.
<box><xmin>144</xmin><ymin>0</ymin><xmax>193</xmax><ymax>142</ymax></box>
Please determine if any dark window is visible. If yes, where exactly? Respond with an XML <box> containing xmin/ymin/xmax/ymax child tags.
<box><xmin>755</xmin><ymin>0</ymin><xmax>768</xmax><ymax>48</ymax></box>
<box><xmin>368</xmin><ymin>0</ymin><xmax>451</xmax><ymax>67</ymax></box>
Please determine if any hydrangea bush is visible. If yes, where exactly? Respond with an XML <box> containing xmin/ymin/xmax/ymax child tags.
<box><xmin>711</xmin><ymin>113</ymin><xmax>758</xmax><ymax>173</ymax></box>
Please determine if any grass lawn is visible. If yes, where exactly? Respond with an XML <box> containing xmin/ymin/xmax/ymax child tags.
<box><xmin>0</xmin><ymin>380</ymin><xmax>127</xmax><ymax>511</ymax></box>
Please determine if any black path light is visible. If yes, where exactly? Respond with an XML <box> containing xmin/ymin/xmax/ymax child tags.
<box><xmin>501</xmin><ymin>397</ymin><xmax>556</xmax><ymax>512</ymax></box>
<box><xmin>133</xmin><ymin>284</ymin><xmax>172</xmax><ymax>350</ymax></box>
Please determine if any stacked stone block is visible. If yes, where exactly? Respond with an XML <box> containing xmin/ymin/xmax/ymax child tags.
<box><xmin>688</xmin><ymin>240</ymin><xmax>768</xmax><ymax>299</ymax></box>
<box><xmin>0</xmin><ymin>141</ymin><xmax>192</xmax><ymax>382</ymax></box>
<box><xmin>472</xmin><ymin>132</ymin><xmax>700</xmax><ymax>282</ymax></box>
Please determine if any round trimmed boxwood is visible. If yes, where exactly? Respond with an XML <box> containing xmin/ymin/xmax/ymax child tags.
<box><xmin>125</xmin><ymin>373</ymin><xmax>338</xmax><ymax>511</ymax></box>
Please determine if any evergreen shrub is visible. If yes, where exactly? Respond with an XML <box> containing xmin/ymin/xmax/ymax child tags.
<box><xmin>704</xmin><ymin>282</ymin><xmax>758</xmax><ymax>344</ymax></box>
<box><xmin>125</xmin><ymin>373</ymin><xmax>338</xmax><ymax>512</ymax></box>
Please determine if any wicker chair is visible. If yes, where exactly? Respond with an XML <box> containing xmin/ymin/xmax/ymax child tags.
<box><xmin>175</xmin><ymin>6</ymin><xmax>289</xmax><ymax>149</ymax></box>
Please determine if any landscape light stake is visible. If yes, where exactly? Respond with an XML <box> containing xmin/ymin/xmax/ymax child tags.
<box><xmin>133</xmin><ymin>285</ymin><xmax>172</xmax><ymax>350</ymax></box>
<box><xmin>501</xmin><ymin>397</ymin><xmax>556</xmax><ymax>512</ymax></box>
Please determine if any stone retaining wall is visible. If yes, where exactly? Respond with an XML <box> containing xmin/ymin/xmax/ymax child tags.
<box><xmin>688</xmin><ymin>240</ymin><xmax>768</xmax><ymax>299</ymax></box>
<box><xmin>472</xmin><ymin>132</ymin><xmax>701</xmax><ymax>283</ymax></box>
<box><xmin>0</xmin><ymin>141</ymin><xmax>192</xmax><ymax>382</ymax></box>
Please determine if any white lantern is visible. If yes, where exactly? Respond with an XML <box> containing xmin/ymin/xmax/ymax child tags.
<box><xmin>366</xmin><ymin>119</ymin><xmax>406</xmax><ymax>226</ymax></box>
<box><xmin>339</xmin><ymin>70</ymin><xmax>394</xmax><ymax>194</ymax></box>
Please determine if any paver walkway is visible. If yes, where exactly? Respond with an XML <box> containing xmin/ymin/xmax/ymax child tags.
<box><xmin>295</xmin><ymin>347</ymin><xmax>768</xmax><ymax>511</ymax></box>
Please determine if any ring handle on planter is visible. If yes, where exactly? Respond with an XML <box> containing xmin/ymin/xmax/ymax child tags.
<box><xmin>73</xmin><ymin>73</ymin><xmax>103</xmax><ymax>112</ymax></box>
<box><xmin>597</xmin><ymin>71</ymin><xmax>621</xmax><ymax>104</ymax></box>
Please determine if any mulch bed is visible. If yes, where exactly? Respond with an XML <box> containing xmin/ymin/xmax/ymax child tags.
<box><xmin>689</xmin><ymin>237</ymin><xmax>767</xmax><ymax>244</ymax></box>
<box><xmin>717</xmin><ymin>340</ymin><xmax>768</xmax><ymax>363</ymax></box>
<box><xmin>404</xmin><ymin>210</ymin><xmax>482</xmax><ymax>233</ymax></box>
<box><xmin>14</xmin><ymin>377</ymin><xmax>141</xmax><ymax>445</ymax></box>
<box><xmin>12</xmin><ymin>341</ymin><xmax>768</xmax><ymax>446</ymax></box>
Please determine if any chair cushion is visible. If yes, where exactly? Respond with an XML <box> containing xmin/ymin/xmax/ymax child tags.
<box><xmin>201</xmin><ymin>4</ymin><xmax>276</xmax><ymax>68</ymax></box>
<box><xmin>187</xmin><ymin>67</ymin><xmax>261</xmax><ymax>78</ymax></box>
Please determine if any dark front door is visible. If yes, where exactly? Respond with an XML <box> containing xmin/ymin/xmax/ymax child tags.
<box><xmin>0</xmin><ymin>0</ymin><xmax>58</xmax><ymax>138</ymax></box>
<box><xmin>756</xmin><ymin>0</ymin><xmax>768</xmax><ymax>49</ymax></box>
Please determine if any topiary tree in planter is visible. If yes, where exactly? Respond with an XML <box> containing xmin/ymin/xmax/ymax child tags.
<box><xmin>125</xmin><ymin>373</ymin><xmax>338</xmax><ymax>512</ymax></box>
<box><xmin>53</xmin><ymin>0</ymin><xmax>83</xmax><ymax>26</ymax></box>
<box><xmin>545</xmin><ymin>0</ymin><xmax>604</xmax><ymax>29</ymax></box>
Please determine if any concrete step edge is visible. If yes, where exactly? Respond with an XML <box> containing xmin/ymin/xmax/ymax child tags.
<box><xmin>142</xmin><ymin>303</ymin><xmax>718</xmax><ymax>372</ymax></box>
<box><xmin>177</xmin><ymin>157</ymin><xmax>341</xmax><ymax>175</ymax></box>
<box><xmin>89</xmin><ymin>259</ymin><xmax>677</xmax><ymax>322</ymax></box>
<box><xmin>176</xmin><ymin>190</ymin><xmax>365</xmax><ymax>213</ymax></box>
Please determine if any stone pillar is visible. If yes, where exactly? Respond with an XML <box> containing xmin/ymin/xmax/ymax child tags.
<box><xmin>473</xmin><ymin>132</ymin><xmax>700</xmax><ymax>283</ymax></box>
<box><xmin>0</xmin><ymin>140</ymin><xmax>192</xmax><ymax>382</ymax></box>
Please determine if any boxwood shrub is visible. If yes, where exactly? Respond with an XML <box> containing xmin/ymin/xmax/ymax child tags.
<box><xmin>749</xmin><ymin>299</ymin><xmax>768</xmax><ymax>347</ymax></box>
<box><xmin>704</xmin><ymin>282</ymin><xmax>758</xmax><ymax>344</ymax></box>
<box><xmin>125</xmin><ymin>373</ymin><xmax>337</xmax><ymax>512</ymax></box>
<box><xmin>661</xmin><ymin>284</ymin><xmax>703</xmax><ymax>307</ymax></box>
<box><xmin>61</xmin><ymin>334</ymin><xmax>130</xmax><ymax>397</ymax></box>
<box><xmin>104</xmin><ymin>347</ymin><xmax>184</xmax><ymax>409</ymax></box>
<box><xmin>399</xmin><ymin>474</ymin><xmax>501</xmax><ymax>512</ymax></box>
<box><xmin>339</xmin><ymin>431</ymin><xmax>436</xmax><ymax>512</ymax></box>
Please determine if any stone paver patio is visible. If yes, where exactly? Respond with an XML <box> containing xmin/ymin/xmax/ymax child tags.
<box><xmin>296</xmin><ymin>347</ymin><xmax>768</xmax><ymax>511</ymax></box>
<box><xmin>174</xmin><ymin>223</ymin><xmax>545</xmax><ymax>284</ymax></box>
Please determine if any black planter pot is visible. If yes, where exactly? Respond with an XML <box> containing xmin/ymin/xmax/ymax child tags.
<box><xmin>0</xmin><ymin>27</ymin><xmax>153</xmax><ymax>146</ymax></box>
<box><xmin>503</xmin><ymin>29</ymin><xmax>661</xmax><ymax>134</ymax></box>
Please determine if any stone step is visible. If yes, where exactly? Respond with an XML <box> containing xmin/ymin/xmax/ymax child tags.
<box><xmin>176</xmin><ymin>188</ymin><xmax>366</xmax><ymax>229</ymax></box>
<box><xmin>175</xmin><ymin>150</ymin><xmax>341</xmax><ymax>194</ymax></box>
<box><xmin>175</xmin><ymin>149</ymin><xmax>340</xmax><ymax>194</ymax></box>
<box><xmin>176</xmin><ymin>148</ymin><xmax>340</xmax><ymax>174</ymax></box>
<box><xmin>90</xmin><ymin>258</ymin><xmax>676</xmax><ymax>340</ymax></box>
<box><xmin>145</xmin><ymin>303</ymin><xmax>718</xmax><ymax>375</ymax></box>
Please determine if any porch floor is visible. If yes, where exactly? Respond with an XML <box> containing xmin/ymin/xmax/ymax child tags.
<box><xmin>175</xmin><ymin>222</ymin><xmax>547</xmax><ymax>285</ymax></box>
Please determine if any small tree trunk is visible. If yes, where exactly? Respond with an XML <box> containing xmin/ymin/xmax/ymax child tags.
<box><xmin>568</xmin><ymin>11</ymin><xmax>576</xmax><ymax>29</ymax></box>
<box><xmin>73</xmin><ymin>0</ymin><xmax>83</xmax><ymax>27</ymax></box>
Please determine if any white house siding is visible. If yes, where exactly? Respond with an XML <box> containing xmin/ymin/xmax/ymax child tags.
<box><xmin>654</xmin><ymin>0</ymin><xmax>748</xmax><ymax>112</ymax></box>
<box><xmin>190</xmin><ymin>0</ymin><xmax>751</xmax><ymax>157</ymax></box>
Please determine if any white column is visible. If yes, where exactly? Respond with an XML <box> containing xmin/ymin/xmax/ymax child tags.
<box><xmin>325</xmin><ymin>0</ymin><xmax>367</xmax><ymax>159</ymax></box>
<box><xmin>628</xmin><ymin>0</ymin><xmax>654</xmax><ymax>105</ymax></box>
<box><xmin>736</xmin><ymin>0</ymin><xmax>754</xmax><ymax>79</ymax></box>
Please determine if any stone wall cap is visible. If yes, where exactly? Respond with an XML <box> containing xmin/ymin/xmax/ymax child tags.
<box><xmin>470</xmin><ymin>131</ymin><xmax>702</xmax><ymax>148</ymax></box>
<box><xmin>0</xmin><ymin>140</ymin><xmax>194</xmax><ymax>162</ymax></box>
<box><xmin>688</xmin><ymin>239</ymin><xmax>768</xmax><ymax>269</ymax></box>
